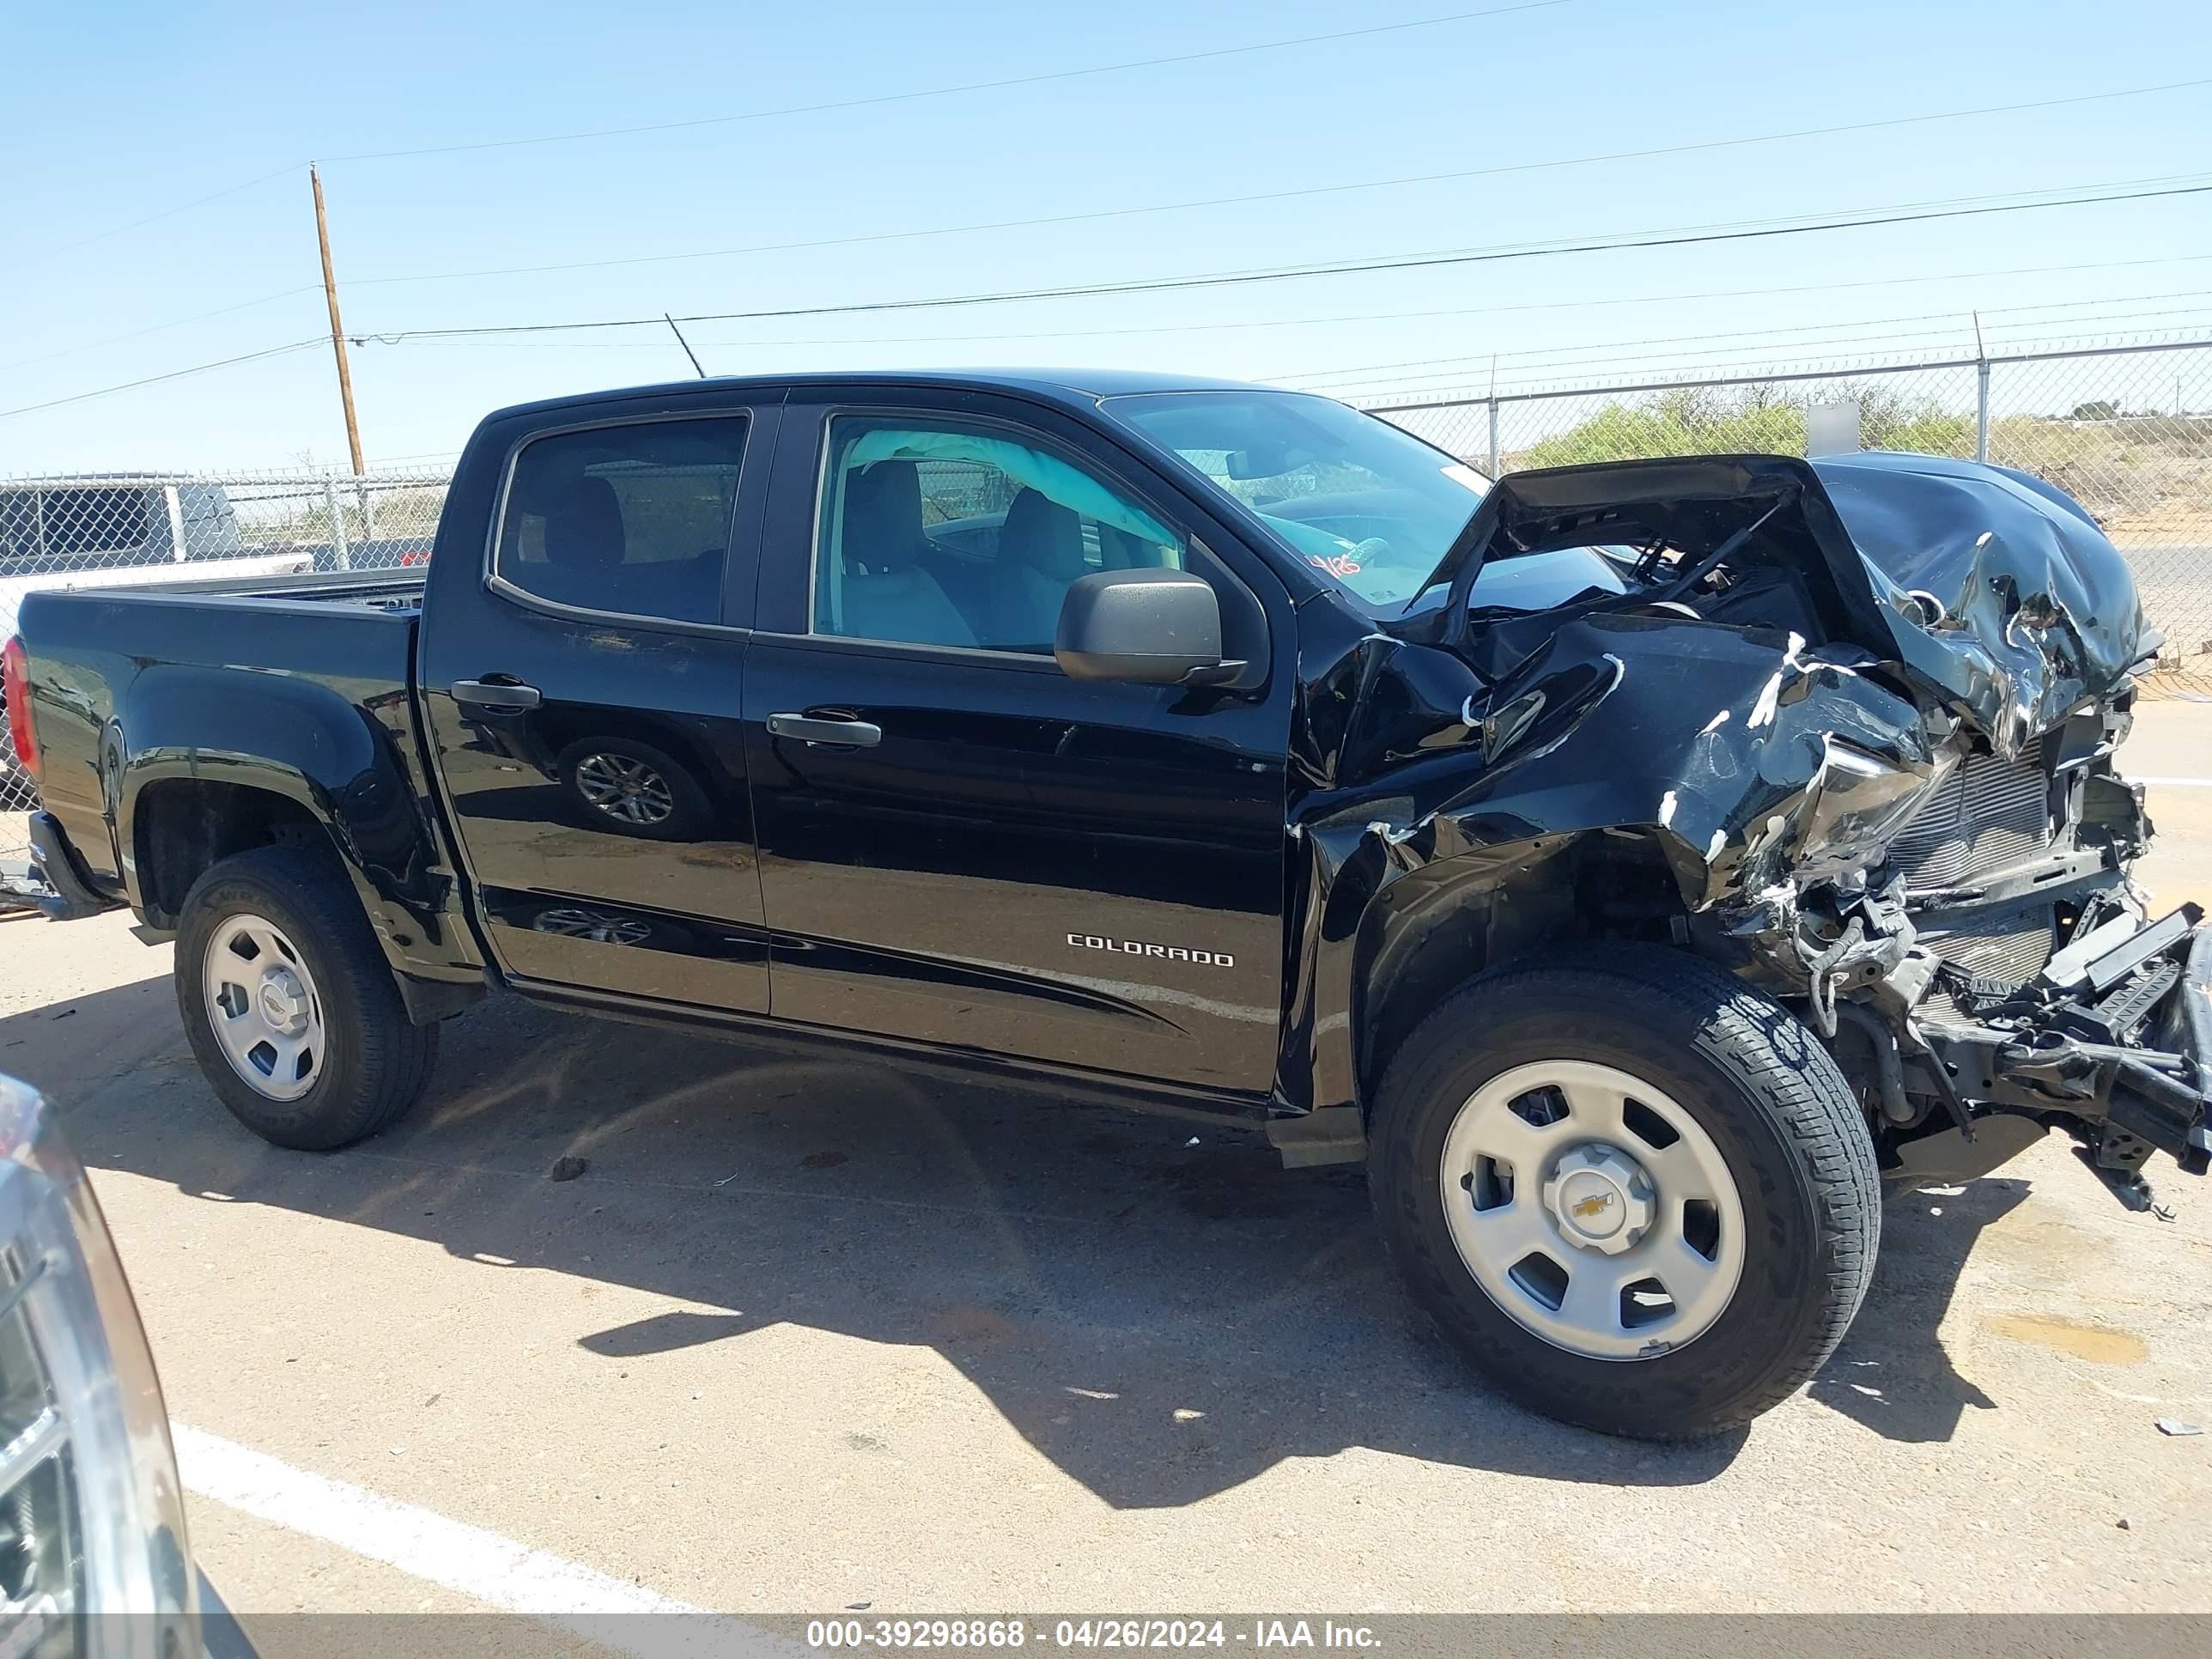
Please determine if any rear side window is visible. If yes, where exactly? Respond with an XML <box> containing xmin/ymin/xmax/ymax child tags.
<box><xmin>0</xmin><ymin>494</ymin><xmax>34</xmax><ymax>574</ymax></box>
<box><xmin>35</xmin><ymin>487</ymin><xmax>159</xmax><ymax>563</ymax></box>
<box><xmin>495</xmin><ymin>418</ymin><xmax>748</xmax><ymax>625</ymax></box>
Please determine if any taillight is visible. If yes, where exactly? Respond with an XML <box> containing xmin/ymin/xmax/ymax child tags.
<box><xmin>2</xmin><ymin>636</ymin><xmax>37</xmax><ymax>781</ymax></box>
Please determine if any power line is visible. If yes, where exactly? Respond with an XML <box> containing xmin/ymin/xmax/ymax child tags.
<box><xmin>1278</xmin><ymin>289</ymin><xmax>2212</xmax><ymax>388</ymax></box>
<box><xmin>10</xmin><ymin>163</ymin><xmax>303</xmax><ymax>272</ymax></box>
<box><xmin>375</xmin><ymin>250</ymin><xmax>2212</xmax><ymax>355</ymax></box>
<box><xmin>342</xmin><ymin>75</ymin><xmax>2212</xmax><ymax>290</ymax></box>
<box><xmin>355</xmin><ymin>175</ymin><xmax>2212</xmax><ymax>343</ymax></box>
<box><xmin>1308</xmin><ymin>309</ymin><xmax>2212</xmax><ymax>398</ymax></box>
<box><xmin>0</xmin><ymin>286</ymin><xmax>324</xmax><ymax>374</ymax></box>
<box><xmin>321</xmin><ymin>2</ymin><xmax>1579</xmax><ymax>163</ymax></box>
<box><xmin>0</xmin><ymin>340</ymin><xmax>323</xmax><ymax>422</ymax></box>
<box><xmin>9</xmin><ymin>7</ymin><xmax>1578</xmax><ymax>275</ymax></box>
<box><xmin>1366</xmin><ymin>334</ymin><xmax>2212</xmax><ymax>409</ymax></box>
<box><xmin>20</xmin><ymin>72</ymin><xmax>2196</xmax><ymax>374</ymax></box>
<box><xmin>8</xmin><ymin>6</ymin><xmax>1574</xmax><ymax>279</ymax></box>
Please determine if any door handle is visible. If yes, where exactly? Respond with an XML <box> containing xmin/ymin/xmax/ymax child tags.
<box><xmin>768</xmin><ymin>712</ymin><xmax>882</xmax><ymax>748</ymax></box>
<box><xmin>453</xmin><ymin>678</ymin><xmax>542</xmax><ymax>711</ymax></box>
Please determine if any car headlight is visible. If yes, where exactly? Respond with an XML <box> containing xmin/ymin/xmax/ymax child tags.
<box><xmin>1796</xmin><ymin>738</ymin><xmax>1949</xmax><ymax>882</ymax></box>
<box><xmin>0</xmin><ymin>1077</ymin><xmax>196</xmax><ymax>1658</ymax></box>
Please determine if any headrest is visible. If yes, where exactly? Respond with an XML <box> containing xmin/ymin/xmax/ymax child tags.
<box><xmin>842</xmin><ymin>461</ymin><xmax>924</xmax><ymax>572</ymax></box>
<box><xmin>542</xmin><ymin>476</ymin><xmax>625</xmax><ymax>568</ymax></box>
<box><xmin>1000</xmin><ymin>489</ymin><xmax>1087</xmax><ymax>581</ymax></box>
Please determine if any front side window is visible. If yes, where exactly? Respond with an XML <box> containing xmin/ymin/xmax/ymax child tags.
<box><xmin>813</xmin><ymin>416</ymin><xmax>1185</xmax><ymax>653</ymax></box>
<box><xmin>496</xmin><ymin>418</ymin><xmax>748</xmax><ymax>625</ymax></box>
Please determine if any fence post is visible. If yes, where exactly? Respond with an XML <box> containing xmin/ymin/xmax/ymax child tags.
<box><xmin>1486</xmin><ymin>397</ymin><xmax>1501</xmax><ymax>477</ymax></box>
<box><xmin>1975</xmin><ymin>356</ymin><xmax>1991</xmax><ymax>463</ymax></box>
<box><xmin>325</xmin><ymin>471</ymin><xmax>351</xmax><ymax>571</ymax></box>
<box><xmin>355</xmin><ymin>477</ymin><xmax>377</xmax><ymax>545</ymax></box>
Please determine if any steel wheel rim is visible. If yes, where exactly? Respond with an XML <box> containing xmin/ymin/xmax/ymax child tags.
<box><xmin>1437</xmin><ymin>1059</ymin><xmax>1746</xmax><ymax>1361</ymax></box>
<box><xmin>574</xmin><ymin>752</ymin><xmax>675</xmax><ymax>825</ymax></box>
<box><xmin>203</xmin><ymin>912</ymin><xmax>327</xmax><ymax>1102</ymax></box>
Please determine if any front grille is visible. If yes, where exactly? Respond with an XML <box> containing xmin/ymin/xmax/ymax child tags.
<box><xmin>1888</xmin><ymin>738</ymin><xmax>2052</xmax><ymax>890</ymax></box>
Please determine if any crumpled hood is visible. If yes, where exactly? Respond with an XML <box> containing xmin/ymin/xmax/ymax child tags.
<box><xmin>1411</xmin><ymin>452</ymin><xmax>2147</xmax><ymax>756</ymax></box>
<box><xmin>1809</xmin><ymin>450</ymin><xmax>2146</xmax><ymax>752</ymax></box>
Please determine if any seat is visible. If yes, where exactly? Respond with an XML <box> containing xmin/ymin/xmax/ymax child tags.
<box><xmin>533</xmin><ymin>476</ymin><xmax>718</xmax><ymax>623</ymax></box>
<box><xmin>836</xmin><ymin>462</ymin><xmax>975</xmax><ymax>648</ymax></box>
<box><xmin>991</xmin><ymin>488</ymin><xmax>1087</xmax><ymax>650</ymax></box>
<box><xmin>526</xmin><ymin>476</ymin><xmax>626</xmax><ymax>611</ymax></box>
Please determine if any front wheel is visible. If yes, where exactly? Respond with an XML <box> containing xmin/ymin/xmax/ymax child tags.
<box><xmin>1368</xmin><ymin>946</ymin><xmax>1879</xmax><ymax>1438</ymax></box>
<box><xmin>175</xmin><ymin>846</ymin><xmax>437</xmax><ymax>1151</ymax></box>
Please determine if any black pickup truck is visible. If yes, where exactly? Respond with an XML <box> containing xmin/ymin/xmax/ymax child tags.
<box><xmin>10</xmin><ymin>370</ymin><xmax>2207</xmax><ymax>1439</ymax></box>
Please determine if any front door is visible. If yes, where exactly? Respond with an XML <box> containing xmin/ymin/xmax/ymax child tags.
<box><xmin>742</xmin><ymin>392</ymin><xmax>1292</xmax><ymax>1091</ymax></box>
<box><xmin>417</xmin><ymin>403</ymin><xmax>777</xmax><ymax>1010</ymax></box>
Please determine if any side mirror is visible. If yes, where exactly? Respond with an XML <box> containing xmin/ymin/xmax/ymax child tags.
<box><xmin>1054</xmin><ymin>569</ymin><xmax>1229</xmax><ymax>685</ymax></box>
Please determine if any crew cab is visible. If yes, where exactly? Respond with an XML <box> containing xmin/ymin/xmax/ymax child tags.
<box><xmin>9</xmin><ymin>371</ymin><xmax>2206</xmax><ymax>1440</ymax></box>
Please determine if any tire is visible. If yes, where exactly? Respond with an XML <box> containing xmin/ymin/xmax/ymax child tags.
<box><xmin>1367</xmin><ymin>945</ymin><xmax>1878</xmax><ymax>1439</ymax></box>
<box><xmin>556</xmin><ymin>736</ymin><xmax>712</xmax><ymax>841</ymax></box>
<box><xmin>174</xmin><ymin>845</ymin><xmax>437</xmax><ymax>1152</ymax></box>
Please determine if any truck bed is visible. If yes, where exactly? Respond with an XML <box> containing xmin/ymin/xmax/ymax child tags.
<box><xmin>16</xmin><ymin>578</ymin><xmax>428</xmax><ymax>905</ymax></box>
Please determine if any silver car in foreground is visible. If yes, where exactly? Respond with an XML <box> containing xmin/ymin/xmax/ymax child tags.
<box><xmin>0</xmin><ymin>1075</ymin><xmax>200</xmax><ymax>1656</ymax></box>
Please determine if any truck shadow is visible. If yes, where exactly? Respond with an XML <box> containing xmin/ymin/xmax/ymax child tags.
<box><xmin>1808</xmin><ymin>1177</ymin><xmax>2025</xmax><ymax>1441</ymax></box>
<box><xmin>8</xmin><ymin>974</ymin><xmax>2014</xmax><ymax>1508</ymax></box>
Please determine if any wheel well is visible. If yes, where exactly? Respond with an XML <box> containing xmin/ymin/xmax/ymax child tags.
<box><xmin>134</xmin><ymin>779</ymin><xmax>337</xmax><ymax>930</ymax></box>
<box><xmin>1354</xmin><ymin>830</ymin><xmax>1688</xmax><ymax>1112</ymax></box>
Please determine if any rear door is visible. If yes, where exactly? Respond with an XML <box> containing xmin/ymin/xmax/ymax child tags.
<box><xmin>417</xmin><ymin>398</ymin><xmax>780</xmax><ymax>1010</ymax></box>
<box><xmin>741</xmin><ymin>387</ymin><xmax>1294</xmax><ymax>1091</ymax></box>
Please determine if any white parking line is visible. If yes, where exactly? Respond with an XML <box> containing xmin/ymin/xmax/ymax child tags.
<box><xmin>172</xmin><ymin>1424</ymin><xmax>796</xmax><ymax>1654</ymax></box>
<box><xmin>2136</xmin><ymin>776</ymin><xmax>2212</xmax><ymax>787</ymax></box>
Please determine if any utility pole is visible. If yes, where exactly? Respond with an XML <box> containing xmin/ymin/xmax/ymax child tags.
<box><xmin>310</xmin><ymin>164</ymin><xmax>365</xmax><ymax>475</ymax></box>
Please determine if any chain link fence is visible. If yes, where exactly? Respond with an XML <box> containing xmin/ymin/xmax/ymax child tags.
<box><xmin>2</xmin><ymin>340</ymin><xmax>2206</xmax><ymax>896</ymax></box>
<box><xmin>1369</xmin><ymin>339</ymin><xmax>2212</xmax><ymax>660</ymax></box>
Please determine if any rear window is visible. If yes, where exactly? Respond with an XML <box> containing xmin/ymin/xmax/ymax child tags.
<box><xmin>177</xmin><ymin>486</ymin><xmax>243</xmax><ymax>560</ymax></box>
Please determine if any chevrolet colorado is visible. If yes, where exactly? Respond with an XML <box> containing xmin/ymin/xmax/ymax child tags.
<box><xmin>9</xmin><ymin>371</ymin><xmax>2206</xmax><ymax>1439</ymax></box>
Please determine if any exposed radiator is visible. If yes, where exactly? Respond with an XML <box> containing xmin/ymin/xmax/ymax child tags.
<box><xmin>1889</xmin><ymin>738</ymin><xmax>2053</xmax><ymax>890</ymax></box>
<box><xmin>1917</xmin><ymin>902</ymin><xmax>2060</xmax><ymax>989</ymax></box>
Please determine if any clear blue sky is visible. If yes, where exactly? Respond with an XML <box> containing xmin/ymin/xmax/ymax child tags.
<box><xmin>3</xmin><ymin>0</ymin><xmax>2209</xmax><ymax>471</ymax></box>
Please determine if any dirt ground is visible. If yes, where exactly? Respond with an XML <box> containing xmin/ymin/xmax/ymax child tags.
<box><xmin>3</xmin><ymin>705</ymin><xmax>2209</xmax><ymax>1627</ymax></box>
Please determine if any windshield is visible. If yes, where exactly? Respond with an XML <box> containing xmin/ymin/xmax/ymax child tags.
<box><xmin>1103</xmin><ymin>387</ymin><xmax>1626</xmax><ymax>616</ymax></box>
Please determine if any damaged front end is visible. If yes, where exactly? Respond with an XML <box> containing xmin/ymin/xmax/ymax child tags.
<box><xmin>1370</xmin><ymin>450</ymin><xmax>2209</xmax><ymax>1201</ymax></box>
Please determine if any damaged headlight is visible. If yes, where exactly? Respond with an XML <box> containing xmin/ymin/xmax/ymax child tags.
<box><xmin>0</xmin><ymin>1077</ymin><xmax>196</xmax><ymax>1658</ymax></box>
<box><xmin>1796</xmin><ymin>738</ymin><xmax>1949</xmax><ymax>881</ymax></box>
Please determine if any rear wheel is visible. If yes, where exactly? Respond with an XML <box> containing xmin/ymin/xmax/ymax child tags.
<box><xmin>175</xmin><ymin>846</ymin><xmax>436</xmax><ymax>1151</ymax></box>
<box><xmin>1368</xmin><ymin>946</ymin><xmax>1879</xmax><ymax>1438</ymax></box>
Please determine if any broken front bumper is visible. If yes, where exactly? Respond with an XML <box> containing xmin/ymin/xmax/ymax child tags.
<box><xmin>1917</xmin><ymin>903</ymin><xmax>2211</xmax><ymax>1182</ymax></box>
